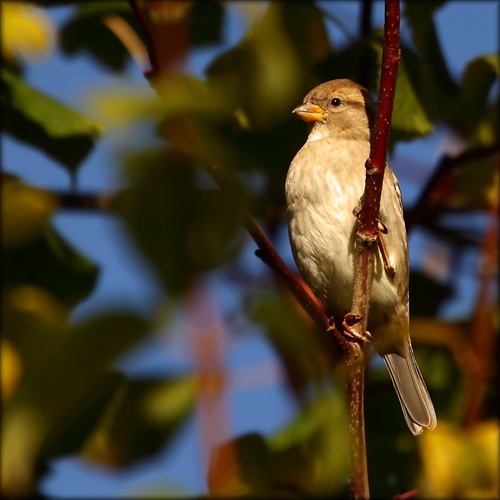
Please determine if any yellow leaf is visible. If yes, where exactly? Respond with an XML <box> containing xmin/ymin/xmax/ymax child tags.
<box><xmin>1</xmin><ymin>2</ymin><xmax>55</xmax><ymax>62</ymax></box>
<box><xmin>1</xmin><ymin>339</ymin><xmax>22</xmax><ymax>402</ymax></box>
<box><xmin>418</xmin><ymin>419</ymin><xmax>499</xmax><ymax>499</ymax></box>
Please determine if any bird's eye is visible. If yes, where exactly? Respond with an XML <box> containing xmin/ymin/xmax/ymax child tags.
<box><xmin>331</xmin><ymin>98</ymin><xmax>342</xmax><ymax>107</ymax></box>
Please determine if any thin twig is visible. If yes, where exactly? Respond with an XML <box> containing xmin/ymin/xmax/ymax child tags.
<box><xmin>405</xmin><ymin>144</ymin><xmax>499</xmax><ymax>231</ymax></box>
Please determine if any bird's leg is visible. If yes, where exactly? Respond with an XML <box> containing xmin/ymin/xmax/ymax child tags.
<box><xmin>342</xmin><ymin>313</ymin><xmax>373</xmax><ymax>343</ymax></box>
<box><xmin>377</xmin><ymin>220</ymin><xmax>396</xmax><ymax>276</ymax></box>
<box><xmin>352</xmin><ymin>204</ymin><xmax>395</xmax><ymax>275</ymax></box>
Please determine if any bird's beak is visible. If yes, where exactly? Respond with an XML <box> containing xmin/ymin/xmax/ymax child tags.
<box><xmin>292</xmin><ymin>102</ymin><xmax>326</xmax><ymax>123</ymax></box>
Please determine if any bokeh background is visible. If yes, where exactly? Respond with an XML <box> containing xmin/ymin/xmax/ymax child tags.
<box><xmin>2</xmin><ymin>1</ymin><xmax>498</xmax><ymax>498</ymax></box>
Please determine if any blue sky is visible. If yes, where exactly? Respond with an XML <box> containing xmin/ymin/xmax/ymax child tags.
<box><xmin>3</xmin><ymin>1</ymin><xmax>499</xmax><ymax>497</ymax></box>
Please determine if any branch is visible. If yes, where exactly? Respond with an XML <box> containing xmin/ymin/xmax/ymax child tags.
<box><xmin>347</xmin><ymin>1</ymin><xmax>401</xmax><ymax>499</ymax></box>
<box><xmin>54</xmin><ymin>191</ymin><xmax>115</xmax><ymax>211</ymax></box>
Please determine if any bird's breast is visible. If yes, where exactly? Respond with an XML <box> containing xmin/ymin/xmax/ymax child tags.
<box><xmin>285</xmin><ymin>139</ymin><xmax>368</xmax><ymax>312</ymax></box>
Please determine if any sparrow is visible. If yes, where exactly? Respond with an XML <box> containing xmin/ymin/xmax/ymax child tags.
<box><xmin>285</xmin><ymin>79</ymin><xmax>436</xmax><ymax>435</ymax></box>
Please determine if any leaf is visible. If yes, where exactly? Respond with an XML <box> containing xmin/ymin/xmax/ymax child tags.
<box><xmin>206</xmin><ymin>2</ymin><xmax>304</xmax><ymax>129</ymax></box>
<box><xmin>404</xmin><ymin>2</ymin><xmax>460</xmax><ymax>121</ymax></box>
<box><xmin>115</xmin><ymin>149</ymin><xmax>245</xmax><ymax>295</ymax></box>
<box><xmin>390</xmin><ymin>49</ymin><xmax>434</xmax><ymax>144</ymax></box>
<box><xmin>83</xmin><ymin>377</ymin><xmax>196</xmax><ymax>466</ymax></box>
<box><xmin>60</xmin><ymin>1</ymin><xmax>142</xmax><ymax>71</ymax></box>
<box><xmin>269</xmin><ymin>393</ymin><xmax>349</xmax><ymax>497</ymax></box>
<box><xmin>453</xmin><ymin>54</ymin><xmax>500</xmax><ymax>135</ymax></box>
<box><xmin>274</xmin><ymin>1</ymin><xmax>331</xmax><ymax>67</ymax></box>
<box><xmin>363</xmin><ymin>34</ymin><xmax>434</xmax><ymax>146</ymax></box>
<box><xmin>418</xmin><ymin>419</ymin><xmax>499</xmax><ymax>499</ymax></box>
<box><xmin>1</xmin><ymin>338</ymin><xmax>23</xmax><ymax>402</ymax></box>
<box><xmin>0</xmin><ymin>2</ymin><xmax>55</xmax><ymax>62</ymax></box>
<box><xmin>2</xmin><ymin>225</ymin><xmax>99</xmax><ymax>308</ymax></box>
<box><xmin>1</xmin><ymin>174</ymin><xmax>57</xmax><ymax>248</ymax></box>
<box><xmin>1</xmin><ymin>68</ymin><xmax>100</xmax><ymax>172</ymax></box>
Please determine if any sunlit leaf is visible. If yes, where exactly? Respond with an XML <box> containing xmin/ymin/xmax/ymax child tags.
<box><xmin>1</xmin><ymin>338</ymin><xmax>23</xmax><ymax>402</ymax></box>
<box><xmin>1</xmin><ymin>68</ymin><xmax>101</xmax><ymax>172</ymax></box>
<box><xmin>418</xmin><ymin>419</ymin><xmax>499</xmax><ymax>499</ymax></box>
<box><xmin>89</xmin><ymin>74</ymin><xmax>233</xmax><ymax>131</ymax></box>
<box><xmin>0</xmin><ymin>2</ymin><xmax>55</xmax><ymax>62</ymax></box>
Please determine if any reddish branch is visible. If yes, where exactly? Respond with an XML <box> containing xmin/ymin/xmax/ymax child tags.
<box><xmin>347</xmin><ymin>1</ymin><xmax>400</xmax><ymax>499</ymax></box>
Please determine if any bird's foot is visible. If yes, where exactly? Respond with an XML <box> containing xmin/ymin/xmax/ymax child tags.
<box><xmin>342</xmin><ymin>313</ymin><xmax>373</xmax><ymax>343</ymax></box>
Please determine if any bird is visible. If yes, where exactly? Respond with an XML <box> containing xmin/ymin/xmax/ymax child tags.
<box><xmin>285</xmin><ymin>79</ymin><xmax>436</xmax><ymax>435</ymax></box>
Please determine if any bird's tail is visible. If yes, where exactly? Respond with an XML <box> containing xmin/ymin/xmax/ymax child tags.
<box><xmin>382</xmin><ymin>344</ymin><xmax>437</xmax><ymax>435</ymax></box>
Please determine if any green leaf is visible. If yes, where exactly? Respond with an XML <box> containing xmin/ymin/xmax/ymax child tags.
<box><xmin>1</xmin><ymin>67</ymin><xmax>100</xmax><ymax>172</ymax></box>
<box><xmin>60</xmin><ymin>1</ymin><xmax>141</xmax><ymax>71</ymax></box>
<box><xmin>2</xmin><ymin>225</ymin><xmax>99</xmax><ymax>308</ymax></box>
<box><xmin>404</xmin><ymin>2</ymin><xmax>460</xmax><ymax>121</ymax></box>
<box><xmin>454</xmin><ymin>54</ymin><xmax>500</xmax><ymax>134</ymax></box>
<box><xmin>269</xmin><ymin>393</ymin><xmax>349</xmax><ymax>497</ymax></box>
<box><xmin>83</xmin><ymin>377</ymin><xmax>196</xmax><ymax>466</ymax></box>
<box><xmin>390</xmin><ymin>51</ymin><xmax>434</xmax><ymax>144</ymax></box>
<box><xmin>115</xmin><ymin>149</ymin><xmax>245</xmax><ymax>294</ymax></box>
<box><xmin>206</xmin><ymin>2</ymin><xmax>305</xmax><ymax>129</ymax></box>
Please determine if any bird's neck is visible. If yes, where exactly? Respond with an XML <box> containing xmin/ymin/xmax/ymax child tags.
<box><xmin>307</xmin><ymin>123</ymin><xmax>370</xmax><ymax>143</ymax></box>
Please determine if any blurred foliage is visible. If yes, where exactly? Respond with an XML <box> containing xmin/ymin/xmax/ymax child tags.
<box><xmin>1</xmin><ymin>67</ymin><xmax>101</xmax><ymax>172</ymax></box>
<box><xmin>1</xmin><ymin>0</ymin><xmax>498</xmax><ymax>498</ymax></box>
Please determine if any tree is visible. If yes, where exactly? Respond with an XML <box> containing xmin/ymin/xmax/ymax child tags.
<box><xmin>1</xmin><ymin>1</ymin><xmax>498</xmax><ymax>498</ymax></box>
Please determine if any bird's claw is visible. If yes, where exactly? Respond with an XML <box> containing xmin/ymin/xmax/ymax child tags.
<box><xmin>342</xmin><ymin>313</ymin><xmax>373</xmax><ymax>343</ymax></box>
